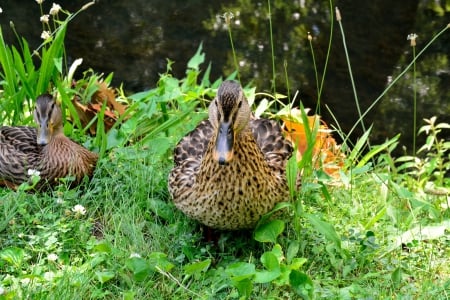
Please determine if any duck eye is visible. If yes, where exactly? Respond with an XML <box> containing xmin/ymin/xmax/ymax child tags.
<box><xmin>237</xmin><ymin>101</ymin><xmax>242</xmax><ymax>109</ymax></box>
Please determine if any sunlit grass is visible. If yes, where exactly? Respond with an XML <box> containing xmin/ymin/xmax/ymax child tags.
<box><xmin>1</xmin><ymin>1</ymin><xmax>449</xmax><ymax>299</ymax></box>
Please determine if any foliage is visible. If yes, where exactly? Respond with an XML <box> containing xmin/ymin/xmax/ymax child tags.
<box><xmin>1</xmin><ymin>1</ymin><xmax>449</xmax><ymax>300</ymax></box>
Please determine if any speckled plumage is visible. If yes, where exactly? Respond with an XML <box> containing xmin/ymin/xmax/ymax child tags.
<box><xmin>168</xmin><ymin>80</ymin><xmax>293</xmax><ymax>230</ymax></box>
<box><xmin>0</xmin><ymin>94</ymin><xmax>98</xmax><ymax>190</ymax></box>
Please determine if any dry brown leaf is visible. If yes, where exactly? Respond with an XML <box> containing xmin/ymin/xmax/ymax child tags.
<box><xmin>281</xmin><ymin>108</ymin><xmax>345</xmax><ymax>179</ymax></box>
<box><xmin>71</xmin><ymin>81</ymin><xmax>128</xmax><ymax>135</ymax></box>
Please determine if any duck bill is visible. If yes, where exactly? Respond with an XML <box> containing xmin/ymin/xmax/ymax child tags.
<box><xmin>213</xmin><ymin>122</ymin><xmax>234</xmax><ymax>165</ymax></box>
<box><xmin>37</xmin><ymin>122</ymin><xmax>50</xmax><ymax>145</ymax></box>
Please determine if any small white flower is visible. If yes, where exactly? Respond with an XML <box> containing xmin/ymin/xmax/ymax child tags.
<box><xmin>27</xmin><ymin>169</ymin><xmax>41</xmax><ymax>176</ymax></box>
<box><xmin>43</xmin><ymin>271</ymin><xmax>55</xmax><ymax>281</ymax></box>
<box><xmin>20</xmin><ymin>278</ymin><xmax>31</xmax><ymax>285</ymax></box>
<box><xmin>47</xmin><ymin>253</ymin><xmax>58</xmax><ymax>262</ymax></box>
<box><xmin>407</xmin><ymin>33</ymin><xmax>418</xmax><ymax>40</ymax></box>
<box><xmin>129</xmin><ymin>253</ymin><xmax>141</xmax><ymax>258</ymax></box>
<box><xmin>55</xmin><ymin>197</ymin><xmax>64</xmax><ymax>204</ymax></box>
<box><xmin>36</xmin><ymin>0</ymin><xmax>44</xmax><ymax>4</ymax></box>
<box><xmin>407</xmin><ymin>33</ymin><xmax>418</xmax><ymax>47</ymax></box>
<box><xmin>0</xmin><ymin>7</ymin><xmax>3</xmax><ymax>14</ymax></box>
<box><xmin>72</xmin><ymin>204</ymin><xmax>86</xmax><ymax>215</ymax></box>
<box><xmin>49</xmin><ymin>3</ymin><xmax>62</xmax><ymax>15</ymax></box>
<box><xmin>40</xmin><ymin>14</ymin><xmax>50</xmax><ymax>23</ymax></box>
<box><xmin>40</xmin><ymin>30</ymin><xmax>51</xmax><ymax>40</ymax></box>
<box><xmin>0</xmin><ymin>286</ymin><xmax>5</xmax><ymax>295</ymax></box>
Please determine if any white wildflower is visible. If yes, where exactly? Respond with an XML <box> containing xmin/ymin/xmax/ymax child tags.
<box><xmin>407</xmin><ymin>33</ymin><xmax>418</xmax><ymax>41</ymax></box>
<box><xmin>0</xmin><ymin>7</ymin><xmax>3</xmax><ymax>14</ymax></box>
<box><xmin>0</xmin><ymin>286</ymin><xmax>5</xmax><ymax>295</ymax></box>
<box><xmin>40</xmin><ymin>30</ymin><xmax>51</xmax><ymax>40</ymax></box>
<box><xmin>20</xmin><ymin>278</ymin><xmax>31</xmax><ymax>285</ymax></box>
<box><xmin>40</xmin><ymin>14</ymin><xmax>50</xmax><ymax>23</ymax></box>
<box><xmin>72</xmin><ymin>204</ymin><xmax>86</xmax><ymax>215</ymax></box>
<box><xmin>129</xmin><ymin>253</ymin><xmax>141</xmax><ymax>258</ymax></box>
<box><xmin>27</xmin><ymin>169</ymin><xmax>41</xmax><ymax>176</ymax></box>
<box><xmin>36</xmin><ymin>0</ymin><xmax>44</xmax><ymax>4</ymax></box>
<box><xmin>43</xmin><ymin>271</ymin><xmax>55</xmax><ymax>281</ymax></box>
<box><xmin>47</xmin><ymin>253</ymin><xmax>58</xmax><ymax>262</ymax></box>
<box><xmin>407</xmin><ymin>33</ymin><xmax>418</xmax><ymax>47</ymax></box>
<box><xmin>49</xmin><ymin>3</ymin><xmax>62</xmax><ymax>15</ymax></box>
<box><xmin>55</xmin><ymin>197</ymin><xmax>64</xmax><ymax>204</ymax></box>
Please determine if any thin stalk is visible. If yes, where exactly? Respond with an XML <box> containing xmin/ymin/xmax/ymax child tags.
<box><xmin>225</xmin><ymin>12</ymin><xmax>240</xmax><ymax>83</ymax></box>
<box><xmin>308</xmin><ymin>32</ymin><xmax>320</xmax><ymax>113</ymax></box>
<box><xmin>409</xmin><ymin>34</ymin><xmax>417</xmax><ymax>156</ymax></box>
<box><xmin>283</xmin><ymin>60</ymin><xmax>291</xmax><ymax>102</ymax></box>
<box><xmin>335</xmin><ymin>7</ymin><xmax>366</xmax><ymax>134</ymax></box>
<box><xmin>317</xmin><ymin>0</ymin><xmax>335</xmax><ymax>108</ymax></box>
<box><xmin>342</xmin><ymin>24</ymin><xmax>449</xmax><ymax>146</ymax></box>
<box><xmin>267</xmin><ymin>0</ymin><xmax>277</xmax><ymax>95</ymax></box>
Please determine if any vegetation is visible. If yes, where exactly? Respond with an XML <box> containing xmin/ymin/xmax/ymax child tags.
<box><xmin>0</xmin><ymin>1</ymin><xmax>449</xmax><ymax>299</ymax></box>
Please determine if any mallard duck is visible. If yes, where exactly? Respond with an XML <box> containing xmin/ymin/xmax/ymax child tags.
<box><xmin>0</xmin><ymin>94</ymin><xmax>98</xmax><ymax>190</ymax></box>
<box><xmin>168</xmin><ymin>80</ymin><xmax>293</xmax><ymax>230</ymax></box>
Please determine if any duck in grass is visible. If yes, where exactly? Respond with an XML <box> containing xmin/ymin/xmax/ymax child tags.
<box><xmin>168</xmin><ymin>80</ymin><xmax>293</xmax><ymax>230</ymax></box>
<box><xmin>0</xmin><ymin>94</ymin><xmax>98</xmax><ymax>190</ymax></box>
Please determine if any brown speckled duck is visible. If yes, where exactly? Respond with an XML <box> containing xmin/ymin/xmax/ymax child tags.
<box><xmin>168</xmin><ymin>80</ymin><xmax>293</xmax><ymax>230</ymax></box>
<box><xmin>0</xmin><ymin>94</ymin><xmax>98</xmax><ymax>190</ymax></box>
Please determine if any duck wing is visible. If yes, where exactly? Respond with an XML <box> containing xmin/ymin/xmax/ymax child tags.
<box><xmin>0</xmin><ymin>126</ymin><xmax>39</xmax><ymax>150</ymax></box>
<box><xmin>250</xmin><ymin>118</ymin><xmax>293</xmax><ymax>170</ymax></box>
<box><xmin>173</xmin><ymin>120</ymin><xmax>214</xmax><ymax>165</ymax></box>
<box><xmin>0</xmin><ymin>126</ymin><xmax>41</xmax><ymax>183</ymax></box>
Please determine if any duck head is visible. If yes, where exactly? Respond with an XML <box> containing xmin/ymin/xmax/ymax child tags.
<box><xmin>208</xmin><ymin>80</ymin><xmax>251</xmax><ymax>165</ymax></box>
<box><xmin>33</xmin><ymin>94</ymin><xmax>63</xmax><ymax>146</ymax></box>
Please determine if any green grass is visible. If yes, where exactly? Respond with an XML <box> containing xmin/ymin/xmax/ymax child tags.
<box><xmin>1</xmin><ymin>2</ymin><xmax>449</xmax><ymax>299</ymax></box>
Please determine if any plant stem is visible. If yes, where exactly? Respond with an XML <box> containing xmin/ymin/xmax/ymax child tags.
<box><xmin>226</xmin><ymin>12</ymin><xmax>240</xmax><ymax>83</ymax></box>
<box><xmin>267</xmin><ymin>0</ymin><xmax>277</xmax><ymax>96</ymax></box>
<box><xmin>343</xmin><ymin>24</ymin><xmax>450</xmax><ymax>146</ymax></box>
<box><xmin>316</xmin><ymin>0</ymin><xmax>335</xmax><ymax>114</ymax></box>
<box><xmin>335</xmin><ymin>7</ymin><xmax>366</xmax><ymax>134</ymax></box>
<box><xmin>412</xmin><ymin>44</ymin><xmax>417</xmax><ymax>156</ymax></box>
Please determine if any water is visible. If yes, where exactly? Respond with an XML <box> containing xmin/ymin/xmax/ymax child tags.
<box><xmin>1</xmin><ymin>0</ymin><xmax>449</xmax><ymax>150</ymax></box>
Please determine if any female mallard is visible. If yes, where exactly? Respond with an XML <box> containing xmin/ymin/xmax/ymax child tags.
<box><xmin>168</xmin><ymin>80</ymin><xmax>293</xmax><ymax>230</ymax></box>
<box><xmin>0</xmin><ymin>94</ymin><xmax>98</xmax><ymax>190</ymax></box>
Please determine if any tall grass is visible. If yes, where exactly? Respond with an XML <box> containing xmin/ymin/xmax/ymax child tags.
<box><xmin>0</xmin><ymin>1</ymin><xmax>449</xmax><ymax>299</ymax></box>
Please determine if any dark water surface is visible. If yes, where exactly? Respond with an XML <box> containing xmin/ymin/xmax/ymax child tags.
<box><xmin>1</xmin><ymin>0</ymin><xmax>449</xmax><ymax>149</ymax></box>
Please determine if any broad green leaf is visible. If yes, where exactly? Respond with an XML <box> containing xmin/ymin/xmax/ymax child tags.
<box><xmin>183</xmin><ymin>259</ymin><xmax>211</xmax><ymax>276</ymax></box>
<box><xmin>234</xmin><ymin>278</ymin><xmax>253</xmax><ymax>298</ymax></box>
<box><xmin>305</xmin><ymin>214</ymin><xmax>341</xmax><ymax>250</ymax></box>
<box><xmin>254</xmin><ymin>219</ymin><xmax>285</xmax><ymax>243</ymax></box>
<box><xmin>126</xmin><ymin>257</ymin><xmax>152</xmax><ymax>281</ymax></box>
<box><xmin>286</xmin><ymin>240</ymin><xmax>300</xmax><ymax>264</ymax></box>
<box><xmin>225</xmin><ymin>262</ymin><xmax>256</xmax><ymax>281</ymax></box>
<box><xmin>391</xmin><ymin>267</ymin><xmax>402</xmax><ymax>287</ymax></box>
<box><xmin>93</xmin><ymin>240</ymin><xmax>112</xmax><ymax>253</ymax></box>
<box><xmin>187</xmin><ymin>43</ymin><xmax>205</xmax><ymax>70</ymax></box>
<box><xmin>148</xmin><ymin>252</ymin><xmax>174</xmax><ymax>272</ymax></box>
<box><xmin>254</xmin><ymin>269</ymin><xmax>281</xmax><ymax>284</ymax></box>
<box><xmin>289</xmin><ymin>270</ymin><xmax>314</xmax><ymax>299</ymax></box>
<box><xmin>95</xmin><ymin>270</ymin><xmax>115</xmax><ymax>283</ymax></box>
<box><xmin>260</xmin><ymin>251</ymin><xmax>280</xmax><ymax>271</ymax></box>
<box><xmin>254</xmin><ymin>252</ymin><xmax>281</xmax><ymax>283</ymax></box>
<box><xmin>0</xmin><ymin>247</ymin><xmax>25</xmax><ymax>267</ymax></box>
<box><xmin>254</xmin><ymin>98</ymin><xmax>269</xmax><ymax>118</ymax></box>
<box><xmin>289</xmin><ymin>257</ymin><xmax>308</xmax><ymax>270</ymax></box>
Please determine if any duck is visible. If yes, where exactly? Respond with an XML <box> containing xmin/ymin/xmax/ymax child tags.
<box><xmin>168</xmin><ymin>80</ymin><xmax>293</xmax><ymax>230</ymax></box>
<box><xmin>0</xmin><ymin>94</ymin><xmax>98</xmax><ymax>190</ymax></box>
